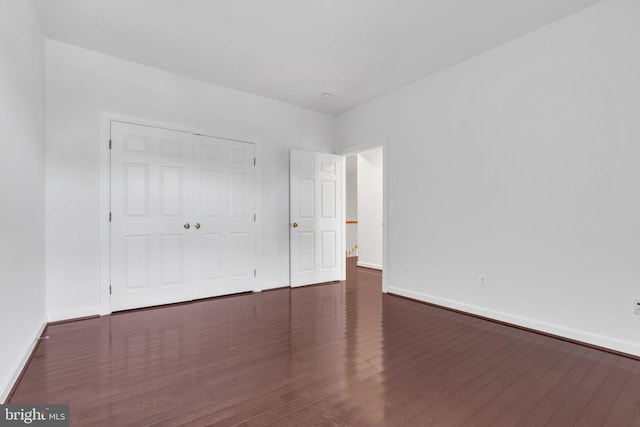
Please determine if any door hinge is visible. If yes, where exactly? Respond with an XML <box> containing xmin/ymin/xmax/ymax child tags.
<box><xmin>109</xmin><ymin>212</ymin><xmax>111</xmax><ymax>222</ymax></box>
<box><xmin>109</xmin><ymin>285</ymin><xmax>112</xmax><ymax>295</ymax></box>
<box><xmin>109</xmin><ymin>139</ymin><xmax>112</xmax><ymax>150</ymax></box>
<box><xmin>253</xmin><ymin>157</ymin><xmax>256</xmax><ymax>166</ymax></box>
<box><xmin>253</xmin><ymin>269</ymin><xmax>256</xmax><ymax>277</ymax></box>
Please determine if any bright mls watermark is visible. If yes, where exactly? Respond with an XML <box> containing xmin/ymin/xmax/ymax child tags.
<box><xmin>0</xmin><ymin>405</ymin><xmax>68</xmax><ymax>426</ymax></box>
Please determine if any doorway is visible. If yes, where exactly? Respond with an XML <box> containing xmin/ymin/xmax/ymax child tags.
<box><xmin>344</xmin><ymin>147</ymin><xmax>384</xmax><ymax>274</ymax></box>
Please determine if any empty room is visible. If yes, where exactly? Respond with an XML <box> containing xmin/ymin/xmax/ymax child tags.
<box><xmin>2</xmin><ymin>0</ymin><xmax>640</xmax><ymax>425</ymax></box>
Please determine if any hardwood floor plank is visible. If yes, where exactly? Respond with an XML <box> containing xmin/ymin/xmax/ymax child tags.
<box><xmin>572</xmin><ymin>355</ymin><xmax>636</xmax><ymax>427</ymax></box>
<box><xmin>455</xmin><ymin>340</ymin><xmax>583</xmax><ymax>427</ymax></box>
<box><xmin>517</xmin><ymin>348</ymin><xmax>604</xmax><ymax>426</ymax></box>
<box><xmin>487</xmin><ymin>341</ymin><xmax>589</xmax><ymax>426</ymax></box>
<box><xmin>9</xmin><ymin>260</ymin><xmax>640</xmax><ymax>426</ymax></box>
<box><xmin>422</xmin><ymin>336</ymin><xmax>564</xmax><ymax>426</ymax></box>
<box><xmin>602</xmin><ymin>361</ymin><xmax>640</xmax><ymax>427</ymax></box>
<box><xmin>252</xmin><ymin>318</ymin><xmax>498</xmax><ymax>426</ymax></box>
<box><xmin>544</xmin><ymin>351</ymin><xmax>618</xmax><ymax>426</ymax></box>
<box><xmin>275</xmin><ymin>315</ymin><xmax>530</xmax><ymax>426</ymax></box>
<box><xmin>364</xmin><ymin>330</ymin><xmax>543</xmax><ymax>425</ymax></box>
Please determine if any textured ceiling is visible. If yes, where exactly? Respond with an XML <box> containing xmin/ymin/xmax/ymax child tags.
<box><xmin>35</xmin><ymin>0</ymin><xmax>602</xmax><ymax>115</ymax></box>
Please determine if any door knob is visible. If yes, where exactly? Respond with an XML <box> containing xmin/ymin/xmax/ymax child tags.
<box><xmin>184</xmin><ymin>223</ymin><xmax>190</xmax><ymax>229</ymax></box>
<box><xmin>292</xmin><ymin>222</ymin><xmax>298</xmax><ymax>228</ymax></box>
<box><xmin>194</xmin><ymin>223</ymin><xmax>201</xmax><ymax>229</ymax></box>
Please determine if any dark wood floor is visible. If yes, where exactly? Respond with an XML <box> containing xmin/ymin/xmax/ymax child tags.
<box><xmin>10</xmin><ymin>259</ymin><xmax>640</xmax><ymax>426</ymax></box>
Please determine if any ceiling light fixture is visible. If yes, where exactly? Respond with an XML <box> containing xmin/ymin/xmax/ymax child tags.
<box><xmin>321</xmin><ymin>92</ymin><xmax>333</xmax><ymax>100</ymax></box>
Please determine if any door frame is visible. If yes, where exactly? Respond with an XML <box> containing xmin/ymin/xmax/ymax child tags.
<box><xmin>98</xmin><ymin>113</ymin><xmax>260</xmax><ymax>315</ymax></box>
<box><xmin>339</xmin><ymin>138</ymin><xmax>388</xmax><ymax>293</ymax></box>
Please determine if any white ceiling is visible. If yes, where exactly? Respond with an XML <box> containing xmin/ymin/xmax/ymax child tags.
<box><xmin>35</xmin><ymin>0</ymin><xmax>602</xmax><ymax>115</ymax></box>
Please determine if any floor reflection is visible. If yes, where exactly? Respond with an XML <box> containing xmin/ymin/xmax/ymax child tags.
<box><xmin>11</xmin><ymin>260</ymin><xmax>388</xmax><ymax>425</ymax></box>
<box><xmin>12</xmin><ymin>259</ymin><xmax>633</xmax><ymax>425</ymax></box>
<box><xmin>344</xmin><ymin>257</ymin><xmax>387</xmax><ymax>424</ymax></box>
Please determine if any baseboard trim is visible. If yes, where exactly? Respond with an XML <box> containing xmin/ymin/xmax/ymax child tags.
<box><xmin>47</xmin><ymin>306</ymin><xmax>100</xmax><ymax>323</ymax></box>
<box><xmin>48</xmin><ymin>314</ymin><xmax>100</xmax><ymax>326</ymax></box>
<box><xmin>290</xmin><ymin>280</ymin><xmax>341</xmax><ymax>289</ymax></box>
<box><xmin>259</xmin><ymin>282</ymin><xmax>291</xmax><ymax>291</ymax></box>
<box><xmin>356</xmin><ymin>261</ymin><xmax>382</xmax><ymax>270</ymax></box>
<box><xmin>261</xmin><ymin>285</ymin><xmax>290</xmax><ymax>292</ymax></box>
<box><xmin>388</xmin><ymin>286</ymin><xmax>640</xmax><ymax>359</ymax></box>
<box><xmin>1</xmin><ymin>319</ymin><xmax>47</xmax><ymax>403</ymax></box>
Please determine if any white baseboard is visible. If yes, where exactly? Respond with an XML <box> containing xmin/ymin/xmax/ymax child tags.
<box><xmin>356</xmin><ymin>261</ymin><xmax>383</xmax><ymax>270</ymax></box>
<box><xmin>388</xmin><ymin>286</ymin><xmax>640</xmax><ymax>358</ymax></box>
<box><xmin>259</xmin><ymin>281</ymin><xmax>290</xmax><ymax>291</ymax></box>
<box><xmin>47</xmin><ymin>305</ymin><xmax>100</xmax><ymax>323</ymax></box>
<box><xmin>1</xmin><ymin>318</ymin><xmax>47</xmax><ymax>403</ymax></box>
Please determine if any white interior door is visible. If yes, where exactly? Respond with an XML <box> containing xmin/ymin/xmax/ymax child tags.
<box><xmin>111</xmin><ymin>122</ymin><xmax>255</xmax><ymax>311</ymax></box>
<box><xmin>290</xmin><ymin>149</ymin><xmax>343</xmax><ymax>287</ymax></box>
<box><xmin>111</xmin><ymin>122</ymin><xmax>194</xmax><ymax>311</ymax></box>
<box><xmin>192</xmin><ymin>135</ymin><xmax>255</xmax><ymax>299</ymax></box>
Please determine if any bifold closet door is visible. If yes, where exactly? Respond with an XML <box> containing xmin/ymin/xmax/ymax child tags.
<box><xmin>111</xmin><ymin>122</ymin><xmax>194</xmax><ymax>311</ymax></box>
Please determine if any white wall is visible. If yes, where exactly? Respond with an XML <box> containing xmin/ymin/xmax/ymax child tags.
<box><xmin>45</xmin><ymin>40</ymin><xmax>335</xmax><ymax>321</ymax></box>
<box><xmin>357</xmin><ymin>148</ymin><xmax>383</xmax><ymax>269</ymax></box>
<box><xmin>345</xmin><ymin>155</ymin><xmax>358</xmax><ymax>257</ymax></box>
<box><xmin>0</xmin><ymin>0</ymin><xmax>47</xmax><ymax>401</ymax></box>
<box><xmin>337</xmin><ymin>0</ymin><xmax>640</xmax><ymax>355</ymax></box>
<box><xmin>345</xmin><ymin>155</ymin><xmax>358</xmax><ymax>221</ymax></box>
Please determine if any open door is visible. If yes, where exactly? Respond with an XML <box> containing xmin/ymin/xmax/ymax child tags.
<box><xmin>290</xmin><ymin>149</ymin><xmax>343</xmax><ymax>287</ymax></box>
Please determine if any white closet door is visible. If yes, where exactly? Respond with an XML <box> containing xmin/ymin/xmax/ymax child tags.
<box><xmin>111</xmin><ymin>122</ymin><xmax>194</xmax><ymax>311</ymax></box>
<box><xmin>192</xmin><ymin>135</ymin><xmax>255</xmax><ymax>299</ymax></box>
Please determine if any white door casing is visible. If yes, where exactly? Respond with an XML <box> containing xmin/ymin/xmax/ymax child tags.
<box><xmin>290</xmin><ymin>149</ymin><xmax>343</xmax><ymax>287</ymax></box>
<box><xmin>110</xmin><ymin>121</ymin><xmax>255</xmax><ymax>311</ymax></box>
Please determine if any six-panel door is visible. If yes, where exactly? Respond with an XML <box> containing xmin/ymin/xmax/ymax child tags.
<box><xmin>110</xmin><ymin>122</ymin><xmax>255</xmax><ymax>311</ymax></box>
<box><xmin>290</xmin><ymin>149</ymin><xmax>343</xmax><ymax>287</ymax></box>
<box><xmin>191</xmin><ymin>134</ymin><xmax>255</xmax><ymax>299</ymax></box>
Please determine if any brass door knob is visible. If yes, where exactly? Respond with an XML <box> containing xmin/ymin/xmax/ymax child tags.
<box><xmin>194</xmin><ymin>223</ymin><xmax>201</xmax><ymax>229</ymax></box>
<box><xmin>184</xmin><ymin>223</ymin><xmax>190</xmax><ymax>229</ymax></box>
<box><xmin>292</xmin><ymin>222</ymin><xmax>299</xmax><ymax>228</ymax></box>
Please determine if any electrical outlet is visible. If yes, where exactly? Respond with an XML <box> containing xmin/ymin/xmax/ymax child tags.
<box><xmin>479</xmin><ymin>274</ymin><xmax>487</xmax><ymax>288</ymax></box>
<box><xmin>634</xmin><ymin>300</ymin><xmax>640</xmax><ymax>315</ymax></box>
